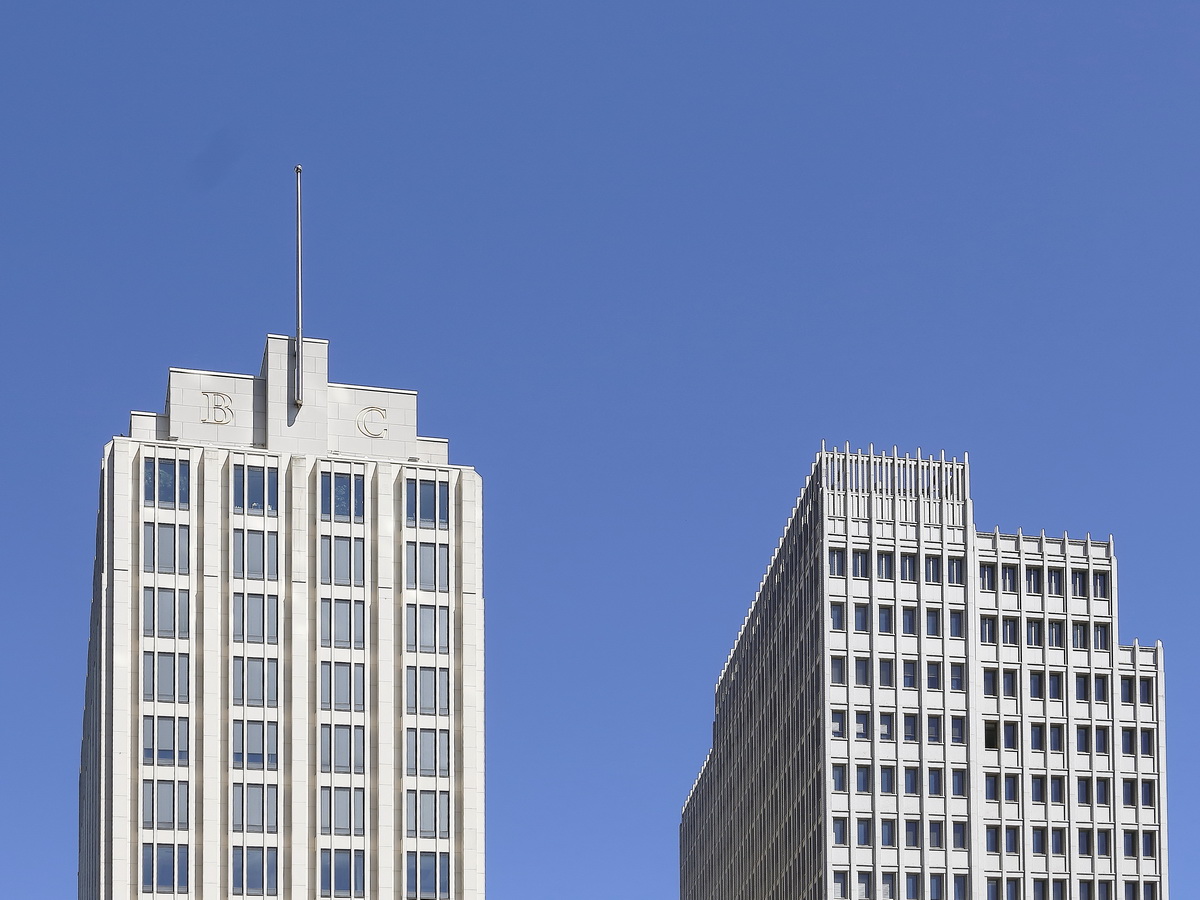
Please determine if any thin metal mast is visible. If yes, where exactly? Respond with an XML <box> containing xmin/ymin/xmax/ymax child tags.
<box><xmin>294</xmin><ymin>164</ymin><xmax>304</xmax><ymax>408</ymax></box>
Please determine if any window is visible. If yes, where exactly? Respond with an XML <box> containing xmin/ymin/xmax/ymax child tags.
<box><xmin>980</xmin><ymin>616</ymin><xmax>996</xmax><ymax>644</ymax></box>
<box><xmin>1027</xmin><ymin>620</ymin><xmax>1043</xmax><ymax>646</ymax></box>
<box><xmin>830</xmin><ymin>710</ymin><xmax>846</xmax><ymax>739</ymax></box>
<box><xmin>878</xmin><ymin>606</ymin><xmax>894</xmax><ymax>634</ymax></box>
<box><xmin>880</xmin><ymin>659</ymin><xmax>895</xmax><ymax>687</ymax></box>
<box><xmin>947</xmin><ymin>557</ymin><xmax>964</xmax><ymax>585</ymax></box>
<box><xmin>928</xmin><ymin>715</ymin><xmax>942</xmax><ymax>744</ymax></box>
<box><xmin>234</xmin><ymin>529</ymin><xmax>276</xmax><ymax>582</ymax></box>
<box><xmin>951</xmin><ymin>769</ymin><xmax>966</xmax><ymax>797</ymax></box>
<box><xmin>234</xmin><ymin>720</ymin><xmax>278</xmax><ymax>771</ymax></box>
<box><xmin>925</xmin><ymin>555</ymin><xmax>941</xmax><ymax>584</ymax></box>
<box><xmin>854</xmin><ymin>605</ymin><xmax>870</xmax><ymax>632</ymax></box>
<box><xmin>904</xmin><ymin>715</ymin><xmax>918</xmax><ymax>742</ymax></box>
<box><xmin>881</xmin><ymin>819</ymin><xmax>896</xmax><ymax>847</ymax></box>
<box><xmin>142</xmin><ymin>779</ymin><xmax>189</xmax><ymax>831</ymax></box>
<box><xmin>984</xmin><ymin>669</ymin><xmax>998</xmax><ymax>697</ymax></box>
<box><xmin>1076</xmin><ymin>674</ymin><xmax>1090</xmax><ymax>701</ymax></box>
<box><xmin>857</xmin><ymin>819</ymin><xmax>873</xmax><ymax>846</ymax></box>
<box><xmin>1049</xmin><ymin>673</ymin><xmax>1063</xmax><ymax>700</ymax></box>
<box><xmin>950</xmin><ymin>664</ymin><xmax>964</xmax><ymax>691</ymax></box>
<box><xmin>830</xmin><ymin>603</ymin><xmax>845</xmax><ymax>631</ymax></box>
<box><xmin>1051</xmin><ymin>777</ymin><xmax>1065</xmax><ymax>804</ymax></box>
<box><xmin>1096</xmin><ymin>727</ymin><xmax>1109</xmax><ymax>754</ymax></box>
<box><xmin>905</xmin><ymin>820</ymin><xmax>921</xmax><ymax>848</ymax></box>
<box><xmin>852</xmin><ymin>550</ymin><xmax>870</xmax><ymax>578</ymax></box>
<box><xmin>1006</xmin><ymin>826</ymin><xmax>1020</xmax><ymax>854</ymax></box>
<box><xmin>951</xmin><ymin>717</ymin><xmax>965</xmax><ymax>745</ymax></box>
<box><xmin>1048</xmin><ymin>620</ymin><xmax>1064</xmax><ymax>648</ymax></box>
<box><xmin>926</xmin><ymin>610</ymin><xmax>941</xmax><ymax>637</ymax></box>
<box><xmin>1141</xmin><ymin>729</ymin><xmax>1154</xmax><ymax>757</ymax></box>
<box><xmin>880</xmin><ymin>713</ymin><xmax>895</xmax><ymax>741</ymax></box>
<box><xmin>144</xmin><ymin>588</ymin><xmax>190</xmax><ymax>640</ymax></box>
<box><xmin>984</xmin><ymin>721</ymin><xmax>998</xmax><ymax>749</ymax></box>
<box><xmin>1003</xmin><ymin>722</ymin><xmax>1017</xmax><ymax>749</ymax></box>
<box><xmin>1004</xmin><ymin>774</ymin><xmax>1018</xmax><ymax>802</ymax></box>
<box><xmin>927</xmin><ymin>662</ymin><xmax>941</xmax><ymax>690</ymax></box>
<box><xmin>143</xmin><ymin>652</ymin><xmax>189</xmax><ymax>704</ymax></box>
<box><xmin>1072</xmin><ymin>622</ymin><xmax>1089</xmax><ymax>649</ymax></box>
<box><xmin>1002</xmin><ymin>617</ymin><xmax>1019</xmax><ymax>645</ymax></box>
<box><xmin>1120</xmin><ymin>677</ymin><xmax>1134</xmax><ymax>703</ymax></box>
<box><xmin>1072</xmin><ymin>570</ymin><xmax>1088</xmax><ymax>598</ymax></box>
<box><xmin>1003</xmin><ymin>670</ymin><xmax>1016</xmax><ymax>698</ymax></box>
<box><xmin>980</xmin><ymin>564</ymin><xmax>996</xmax><ymax>591</ymax></box>
<box><xmin>829</xmin><ymin>549</ymin><xmax>846</xmax><ymax>576</ymax></box>
<box><xmin>949</xmin><ymin>610</ymin><xmax>963</xmax><ymax>637</ymax></box>
<box><xmin>141</xmin><ymin>843</ymin><xmax>189</xmax><ymax>893</ymax></box>
<box><xmin>404</xmin><ymin>542</ymin><xmax>449</xmax><ymax>592</ymax></box>
<box><xmin>1050</xmin><ymin>724</ymin><xmax>1063</xmax><ymax>751</ymax></box>
<box><xmin>1032</xmin><ymin>776</ymin><xmax>1045</xmax><ymax>803</ymax></box>
<box><xmin>1139</xmin><ymin>677</ymin><xmax>1154</xmax><ymax>704</ymax></box>
<box><xmin>901</xmin><ymin>607</ymin><xmax>917</xmax><ymax>635</ymax></box>
<box><xmin>832</xmin><ymin>818</ymin><xmax>848</xmax><ymax>845</ymax></box>
<box><xmin>856</xmin><ymin>765</ymin><xmax>872</xmax><ymax>792</ymax></box>
<box><xmin>928</xmin><ymin>768</ymin><xmax>943</xmax><ymax>796</ymax></box>
<box><xmin>1031</xmin><ymin>723</ymin><xmax>1045</xmax><ymax>750</ymax></box>
<box><xmin>881</xmin><ymin>766</ymin><xmax>896</xmax><ymax>794</ymax></box>
<box><xmin>830</xmin><ymin>656</ymin><xmax>846</xmax><ymax>685</ymax></box>
<box><xmin>143</xmin><ymin>457</ymin><xmax>191</xmax><ymax>510</ymax></box>
<box><xmin>1027</xmin><ymin>567</ymin><xmax>1043</xmax><ymax>594</ymax></box>
<box><xmin>904</xmin><ymin>661</ymin><xmax>917</xmax><ymax>688</ymax></box>
<box><xmin>986</xmin><ymin>825</ymin><xmax>1000</xmax><ymax>852</ymax></box>
<box><xmin>143</xmin><ymin>523</ymin><xmax>190</xmax><ymax>575</ymax></box>
<box><xmin>1001</xmin><ymin>565</ymin><xmax>1018</xmax><ymax>592</ymax></box>
<box><xmin>878</xmin><ymin>552</ymin><xmax>894</xmax><ymax>580</ymax></box>
<box><xmin>1047</xmin><ymin>568</ymin><xmax>1064</xmax><ymax>596</ymax></box>
<box><xmin>900</xmin><ymin>554</ymin><xmax>917</xmax><ymax>582</ymax></box>
<box><xmin>1094</xmin><ymin>572</ymin><xmax>1109</xmax><ymax>599</ymax></box>
<box><xmin>235</xmin><ymin>657</ymin><xmax>277</xmax><ymax>708</ymax></box>
<box><xmin>144</xmin><ymin>716</ymin><xmax>189</xmax><ymax>767</ymax></box>
<box><xmin>831</xmin><ymin>764</ymin><xmax>847</xmax><ymax>791</ymax></box>
<box><xmin>1095</xmin><ymin>675</ymin><xmax>1108</xmax><ymax>703</ymax></box>
<box><xmin>236</xmin><ymin>594</ymin><xmax>280</xmax><ymax>646</ymax></box>
<box><xmin>929</xmin><ymin>821</ymin><xmax>944</xmax><ymax>849</ymax></box>
<box><xmin>1030</xmin><ymin>672</ymin><xmax>1044</xmax><ymax>699</ymax></box>
<box><xmin>855</xmin><ymin>712</ymin><xmax>871</xmax><ymax>740</ymax></box>
<box><xmin>953</xmin><ymin>821</ymin><xmax>967</xmax><ymax>849</ymax></box>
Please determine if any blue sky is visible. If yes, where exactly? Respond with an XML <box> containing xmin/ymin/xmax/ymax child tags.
<box><xmin>2</xmin><ymin>3</ymin><xmax>1197</xmax><ymax>897</ymax></box>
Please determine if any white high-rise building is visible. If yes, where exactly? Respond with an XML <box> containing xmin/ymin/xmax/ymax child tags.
<box><xmin>79</xmin><ymin>334</ymin><xmax>485</xmax><ymax>900</ymax></box>
<box><xmin>681</xmin><ymin>446</ymin><xmax>1168</xmax><ymax>900</ymax></box>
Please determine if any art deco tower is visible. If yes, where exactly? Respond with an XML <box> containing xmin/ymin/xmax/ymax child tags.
<box><xmin>681</xmin><ymin>445</ymin><xmax>1167</xmax><ymax>900</ymax></box>
<box><xmin>79</xmin><ymin>334</ymin><xmax>485</xmax><ymax>899</ymax></box>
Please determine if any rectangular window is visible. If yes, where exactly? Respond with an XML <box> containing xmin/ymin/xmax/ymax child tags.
<box><xmin>878</xmin><ymin>552</ymin><xmax>894</xmax><ymax>580</ymax></box>
<box><xmin>1072</xmin><ymin>570</ymin><xmax>1088</xmax><ymax>598</ymax></box>
<box><xmin>980</xmin><ymin>563</ymin><xmax>996</xmax><ymax>591</ymax></box>
<box><xmin>1048</xmin><ymin>620</ymin><xmax>1064</xmax><ymax>647</ymax></box>
<box><xmin>1001</xmin><ymin>565</ymin><xmax>1017</xmax><ymax>592</ymax></box>
<box><xmin>829</xmin><ymin>548</ymin><xmax>845</xmax><ymax>576</ymax></box>
<box><xmin>902</xmin><ymin>607</ymin><xmax>917</xmax><ymax>635</ymax></box>
<box><xmin>949</xmin><ymin>609</ymin><xmax>963</xmax><ymax>637</ymax></box>
<box><xmin>1095</xmin><ymin>624</ymin><xmax>1110</xmax><ymax>650</ymax></box>
<box><xmin>980</xmin><ymin>616</ymin><xmax>996</xmax><ymax>644</ymax></box>
<box><xmin>854</xmin><ymin>604</ymin><xmax>870</xmax><ymax>632</ymax></box>
<box><xmin>1094</xmin><ymin>572</ymin><xmax>1109</xmax><ymax>599</ymax></box>
<box><xmin>924</xmin><ymin>555</ymin><xmax>941</xmax><ymax>584</ymax></box>
<box><xmin>926</xmin><ymin>610</ymin><xmax>941</xmax><ymax>636</ymax></box>
<box><xmin>950</xmin><ymin>664</ymin><xmax>964</xmax><ymax>691</ymax></box>
<box><xmin>878</xmin><ymin>606</ymin><xmax>894</xmax><ymax>634</ymax></box>
<box><xmin>947</xmin><ymin>557</ymin><xmax>964</xmax><ymax>585</ymax></box>
<box><xmin>1002</xmin><ymin>617</ymin><xmax>1019</xmax><ymax>645</ymax></box>
<box><xmin>852</xmin><ymin>550</ymin><xmax>870</xmax><ymax>578</ymax></box>
<box><xmin>900</xmin><ymin>554</ymin><xmax>917</xmax><ymax>582</ymax></box>
<box><xmin>1027</xmin><ymin>567</ymin><xmax>1043</xmax><ymax>594</ymax></box>
<box><xmin>1048</xmin><ymin>568</ymin><xmax>1064</xmax><ymax>595</ymax></box>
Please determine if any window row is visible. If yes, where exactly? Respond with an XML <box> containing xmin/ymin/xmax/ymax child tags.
<box><xmin>985</xmin><ymin>669</ymin><xmax>1113</xmax><ymax>703</ymax></box>
<box><xmin>320</xmin><ymin>848</ymin><xmax>366</xmax><ymax>898</ymax></box>
<box><xmin>232</xmin><ymin>846</ymin><xmax>280</xmax><ymax>896</ymax></box>
<box><xmin>405</xmin><ymin>542</ymin><xmax>450</xmax><ymax>593</ymax></box>
<box><xmin>319</xmin><ymin>723</ymin><xmax>366</xmax><ymax>774</ymax></box>
<box><xmin>234</xmin><ymin>465</ymin><xmax>280</xmax><ymax>517</ymax></box>
<box><xmin>831</xmin><ymin>656</ymin><xmax>967</xmax><ymax>691</ymax></box>
<box><xmin>406</xmin><ymin>667</ymin><xmax>451</xmax><ymax>717</ymax></box>
<box><xmin>320</xmin><ymin>472</ymin><xmax>364</xmax><ymax>523</ymax></box>
<box><xmin>144</xmin><ymin>458</ymin><xmax>190</xmax><ymax>511</ymax></box>
<box><xmin>234</xmin><ymin>530</ymin><xmax>280</xmax><ymax>581</ymax></box>
<box><xmin>234</xmin><ymin>594</ymin><xmax>280</xmax><ymax>644</ymax></box>
<box><xmin>234</xmin><ymin>657</ymin><xmax>279</xmax><ymax>708</ymax></box>
<box><xmin>979</xmin><ymin>563</ymin><xmax>1109</xmax><ymax>599</ymax></box>
<box><xmin>831</xmin><ymin>764</ymin><xmax>968</xmax><ymax>798</ymax></box>
<box><xmin>991</xmin><ymin>881</ymin><xmax>1155</xmax><ymax>900</ymax></box>
<box><xmin>320</xmin><ymin>599</ymin><xmax>365</xmax><ymax>649</ymax></box>
<box><xmin>143</xmin><ymin>653</ymin><xmax>189</xmax><ymax>704</ymax></box>
<box><xmin>142</xmin><ymin>780</ymin><xmax>188</xmax><ymax>831</ymax></box>
<box><xmin>834</xmin><ymin>816</ymin><xmax>968</xmax><ymax>850</ymax></box>
<box><xmin>143</xmin><ymin>588</ymin><xmax>189</xmax><ymax>640</ymax></box>
<box><xmin>832</xmin><ymin>711</ymin><xmax>965</xmax><ymax>745</ymax></box>
<box><xmin>233</xmin><ymin>783</ymin><xmax>279</xmax><ymax>833</ymax></box>
<box><xmin>979</xmin><ymin>616</ymin><xmax>1110</xmax><ymax>651</ymax></box>
<box><xmin>405</xmin><ymin>851</ymin><xmax>451</xmax><ymax>900</ymax></box>
<box><xmin>831</xmin><ymin>603</ymin><xmax>965</xmax><ymax>637</ymax></box>
<box><xmin>406</xmin><ymin>605</ymin><xmax>451</xmax><ymax>655</ymax></box>
<box><xmin>143</xmin><ymin>716</ymin><xmax>189</xmax><ymax>766</ymax></box>
<box><xmin>1121</xmin><ymin>676</ymin><xmax>1157</xmax><ymax>705</ymax></box>
<box><xmin>831</xmin><ymin>871</ymin><xmax>967</xmax><ymax>900</ymax></box>
<box><xmin>405</xmin><ymin>790</ymin><xmax>451</xmax><ymax>839</ymax></box>
<box><xmin>406</xmin><ymin>728</ymin><xmax>451</xmax><ymax>778</ymax></box>
<box><xmin>829</xmin><ymin>549</ymin><xmax>965</xmax><ymax>585</ymax></box>
<box><xmin>233</xmin><ymin>720</ymin><xmax>279</xmax><ymax>770</ymax></box>
<box><xmin>319</xmin><ymin>536</ymin><xmax>366</xmax><ymax>587</ymax></box>
<box><xmin>141</xmin><ymin>843</ymin><xmax>188</xmax><ymax>894</ymax></box>
<box><xmin>319</xmin><ymin>786</ymin><xmax>365</xmax><ymax>836</ymax></box>
<box><xmin>143</xmin><ymin>523</ymin><xmax>190</xmax><ymax>575</ymax></box>
<box><xmin>319</xmin><ymin>662</ymin><xmax>365</xmax><ymax>712</ymax></box>
<box><xmin>406</xmin><ymin>479</ymin><xmax>450</xmax><ymax>530</ymax></box>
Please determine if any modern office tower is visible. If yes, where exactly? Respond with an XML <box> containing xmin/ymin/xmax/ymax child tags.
<box><xmin>79</xmin><ymin>334</ymin><xmax>485</xmax><ymax>900</ymax></box>
<box><xmin>680</xmin><ymin>446</ymin><xmax>1168</xmax><ymax>900</ymax></box>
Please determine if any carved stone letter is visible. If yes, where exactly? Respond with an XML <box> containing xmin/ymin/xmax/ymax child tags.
<box><xmin>201</xmin><ymin>391</ymin><xmax>234</xmax><ymax>425</ymax></box>
<box><xmin>356</xmin><ymin>406</ymin><xmax>388</xmax><ymax>438</ymax></box>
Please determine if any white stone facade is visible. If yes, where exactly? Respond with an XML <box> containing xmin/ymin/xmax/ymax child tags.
<box><xmin>680</xmin><ymin>446</ymin><xmax>1167</xmax><ymax>900</ymax></box>
<box><xmin>79</xmin><ymin>335</ymin><xmax>485</xmax><ymax>900</ymax></box>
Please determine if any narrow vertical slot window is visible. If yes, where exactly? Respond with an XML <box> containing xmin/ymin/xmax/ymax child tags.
<box><xmin>438</xmin><ymin>607</ymin><xmax>449</xmax><ymax>654</ymax></box>
<box><xmin>334</xmin><ymin>473</ymin><xmax>351</xmax><ymax>522</ymax></box>
<box><xmin>437</xmin><ymin>481</ymin><xmax>449</xmax><ymax>529</ymax></box>
<box><xmin>177</xmin><ymin>525</ymin><xmax>189</xmax><ymax>575</ymax></box>
<box><xmin>233</xmin><ymin>721</ymin><xmax>244</xmax><ymax>768</ymax></box>
<box><xmin>353</xmin><ymin>600</ymin><xmax>365</xmax><ymax>649</ymax></box>
<box><xmin>437</xmin><ymin>545</ymin><xmax>449</xmax><ymax>592</ymax></box>
<box><xmin>247</xmin><ymin>531</ymin><xmax>265</xmax><ymax>580</ymax></box>
<box><xmin>158</xmin><ymin>459</ymin><xmax>176</xmax><ymax>509</ymax></box>
<box><xmin>406</xmin><ymin>605</ymin><xmax>417</xmax><ymax>652</ymax></box>
<box><xmin>178</xmin><ymin>460</ymin><xmax>190</xmax><ymax>510</ymax></box>
<box><xmin>233</xmin><ymin>657</ymin><xmax>244</xmax><ymax>705</ymax></box>
<box><xmin>353</xmin><ymin>474</ymin><xmax>364</xmax><ymax>523</ymax></box>
<box><xmin>178</xmin><ymin>653</ymin><xmax>189</xmax><ymax>702</ymax></box>
<box><xmin>406</xmin><ymin>542</ymin><xmax>417</xmax><ymax>590</ymax></box>
<box><xmin>233</xmin><ymin>594</ymin><xmax>245</xmax><ymax>642</ymax></box>
<box><xmin>266</xmin><ymin>466</ymin><xmax>278</xmax><ymax>516</ymax></box>
<box><xmin>266</xmin><ymin>722</ymin><xmax>277</xmax><ymax>769</ymax></box>
<box><xmin>248</xmin><ymin>466</ymin><xmax>265</xmax><ymax>514</ymax></box>
<box><xmin>233</xmin><ymin>465</ymin><xmax>245</xmax><ymax>514</ymax></box>
<box><xmin>143</xmin><ymin>652</ymin><xmax>154</xmax><ymax>701</ymax></box>
<box><xmin>143</xmin><ymin>588</ymin><xmax>155</xmax><ymax>637</ymax></box>
<box><xmin>419</xmin><ymin>606</ymin><xmax>435</xmax><ymax>653</ymax></box>
<box><xmin>144</xmin><ymin>459</ymin><xmax>156</xmax><ymax>507</ymax></box>
<box><xmin>246</xmin><ymin>594</ymin><xmax>264</xmax><ymax>643</ymax></box>
<box><xmin>438</xmin><ymin>668</ymin><xmax>450</xmax><ymax>716</ymax></box>
<box><xmin>353</xmin><ymin>538</ymin><xmax>365</xmax><ymax>586</ymax></box>
<box><xmin>419</xmin><ymin>481</ymin><xmax>435</xmax><ymax>528</ymax></box>
<box><xmin>334</xmin><ymin>537</ymin><xmax>351</xmax><ymax>586</ymax></box>
<box><xmin>406</xmin><ymin>479</ymin><xmax>417</xmax><ymax>527</ymax></box>
<box><xmin>266</xmin><ymin>532</ymin><xmax>278</xmax><ymax>581</ymax></box>
<box><xmin>320</xmin><ymin>536</ymin><xmax>331</xmax><ymax>585</ymax></box>
<box><xmin>266</xmin><ymin>595</ymin><xmax>277</xmax><ymax>644</ymax></box>
<box><xmin>353</xmin><ymin>725</ymin><xmax>365</xmax><ymax>773</ymax></box>
<box><xmin>178</xmin><ymin>590</ymin><xmax>189</xmax><ymax>640</ymax></box>
<box><xmin>320</xmin><ymin>472</ymin><xmax>331</xmax><ymax>521</ymax></box>
<box><xmin>234</xmin><ymin>529</ymin><xmax>245</xmax><ymax>579</ymax></box>
<box><xmin>144</xmin><ymin>523</ymin><xmax>155</xmax><ymax>573</ymax></box>
<box><xmin>419</xmin><ymin>543</ymin><xmax>435</xmax><ymax>591</ymax></box>
<box><xmin>157</xmin><ymin>524</ymin><xmax>175</xmax><ymax>573</ymax></box>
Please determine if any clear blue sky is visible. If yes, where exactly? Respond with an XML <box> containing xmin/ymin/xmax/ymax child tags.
<box><xmin>2</xmin><ymin>3</ymin><xmax>1196</xmax><ymax>897</ymax></box>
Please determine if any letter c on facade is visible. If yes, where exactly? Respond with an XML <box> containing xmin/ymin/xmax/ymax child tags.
<box><xmin>356</xmin><ymin>407</ymin><xmax>388</xmax><ymax>438</ymax></box>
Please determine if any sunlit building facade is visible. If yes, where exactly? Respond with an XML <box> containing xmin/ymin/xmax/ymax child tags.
<box><xmin>79</xmin><ymin>335</ymin><xmax>485</xmax><ymax>899</ymax></box>
<box><xmin>681</xmin><ymin>446</ymin><xmax>1167</xmax><ymax>900</ymax></box>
